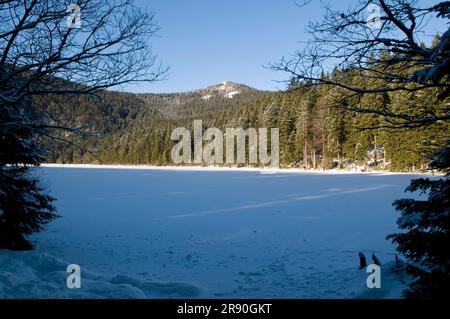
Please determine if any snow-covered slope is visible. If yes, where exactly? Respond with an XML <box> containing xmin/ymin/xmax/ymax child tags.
<box><xmin>198</xmin><ymin>81</ymin><xmax>259</xmax><ymax>100</ymax></box>
<box><xmin>0</xmin><ymin>250</ymin><xmax>202</xmax><ymax>298</ymax></box>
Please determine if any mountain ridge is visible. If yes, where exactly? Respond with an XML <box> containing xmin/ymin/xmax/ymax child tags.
<box><xmin>133</xmin><ymin>80</ymin><xmax>263</xmax><ymax>96</ymax></box>
<box><xmin>135</xmin><ymin>81</ymin><xmax>267</xmax><ymax>119</ymax></box>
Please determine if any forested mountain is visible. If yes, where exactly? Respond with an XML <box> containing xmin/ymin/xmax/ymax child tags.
<box><xmin>137</xmin><ymin>81</ymin><xmax>264</xmax><ymax>119</ymax></box>
<box><xmin>43</xmin><ymin>77</ymin><xmax>449</xmax><ymax>171</ymax></box>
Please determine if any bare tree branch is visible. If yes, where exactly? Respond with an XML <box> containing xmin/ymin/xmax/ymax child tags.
<box><xmin>0</xmin><ymin>0</ymin><xmax>167</xmax><ymax>154</ymax></box>
<box><xmin>271</xmin><ymin>0</ymin><xmax>450</xmax><ymax>124</ymax></box>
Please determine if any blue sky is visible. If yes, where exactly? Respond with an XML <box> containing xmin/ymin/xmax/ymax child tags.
<box><xmin>128</xmin><ymin>0</ymin><xmax>447</xmax><ymax>93</ymax></box>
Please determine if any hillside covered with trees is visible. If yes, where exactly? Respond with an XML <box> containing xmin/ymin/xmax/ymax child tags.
<box><xmin>45</xmin><ymin>66</ymin><xmax>449</xmax><ymax>171</ymax></box>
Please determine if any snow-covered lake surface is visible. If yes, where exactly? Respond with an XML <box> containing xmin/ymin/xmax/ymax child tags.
<box><xmin>1</xmin><ymin>167</ymin><xmax>429</xmax><ymax>298</ymax></box>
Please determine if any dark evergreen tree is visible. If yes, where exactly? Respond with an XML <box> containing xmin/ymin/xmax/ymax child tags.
<box><xmin>0</xmin><ymin>95</ymin><xmax>57</xmax><ymax>250</ymax></box>
<box><xmin>388</xmin><ymin>141</ymin><xmax>450</xmax><ymax>299</ymax></box>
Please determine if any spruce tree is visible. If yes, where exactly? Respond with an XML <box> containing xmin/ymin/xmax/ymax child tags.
<box><xmin>388</xmin><ymin>141</ymin><xmax>450</xmax><ymax>299</ymax></box>
<box><xmin>0</xmin><ymin>95</ymin><xmax>57</xmax><ymax>250</ymax></box>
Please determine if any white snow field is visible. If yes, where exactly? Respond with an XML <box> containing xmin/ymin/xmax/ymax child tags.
<box><xmin>1</xmin><ymin>166</ymin><xmax>430</xmax><ymax>299</ymax></box>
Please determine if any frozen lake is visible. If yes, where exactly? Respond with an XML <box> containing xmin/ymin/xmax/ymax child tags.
<box><xmin>1</xmin><ymin>167</ymin><xmax>427</xmax><ymax>298</ymax></box>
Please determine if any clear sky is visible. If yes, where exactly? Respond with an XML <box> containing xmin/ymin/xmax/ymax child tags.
<box><xmin>128</xmin><ymin>0</ymin><xmax>447</xmax><ymax>93</ymax></box>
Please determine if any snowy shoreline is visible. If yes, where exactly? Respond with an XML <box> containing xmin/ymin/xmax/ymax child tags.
<box><xmin>41</xmin><ymin>163</ymin><xmax>437</xmax><ymax>176</ymax></box>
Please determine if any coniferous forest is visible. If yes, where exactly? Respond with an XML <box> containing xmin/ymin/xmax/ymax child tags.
<box><xmin>46</xmin><ymin>57</ymin><xmax>449</xmax><ymax>172</ymax></box>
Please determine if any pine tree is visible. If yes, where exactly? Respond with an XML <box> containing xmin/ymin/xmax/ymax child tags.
<box><xmin>387</xmin><ymin>141</ymin><xmax>450</xmax><ymax>299</ymax></box>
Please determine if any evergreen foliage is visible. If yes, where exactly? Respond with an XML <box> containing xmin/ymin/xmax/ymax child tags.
<box><xmin>45</xmin><ymin>79</ymin><xmax>450</xmax><ymax>172</ymax></box>
<box><xmin>388</xmin><ymin>141</ymin><xmax>450</xmax><ymax>299</ymax></box>
<box><xmin>0</xmin><ymin>93</ymin><xmax>57</xmax><ymax>250</ymax></box>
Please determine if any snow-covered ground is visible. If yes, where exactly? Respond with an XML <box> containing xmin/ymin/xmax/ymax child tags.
<box><xmin>1</xmin><ymin>166</ymin><xmax>428</xmax><ymax>298</ymax></box>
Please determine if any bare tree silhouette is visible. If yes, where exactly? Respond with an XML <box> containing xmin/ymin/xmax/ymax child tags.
<box><xmin>272</xmin><ymin>0</ymin><xmax>449</xmax><ymax>128</ymax></box>
<box><xmin>0</xmin><ymin>0</ymin><xmax>166</xmax><ymax>249</ymax></box>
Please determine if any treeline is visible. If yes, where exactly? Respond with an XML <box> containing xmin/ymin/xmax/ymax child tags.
<box><xmin>43</xmin><ymin>71</ymin><xmax>449</xmax><ymax>172</ymax></box>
